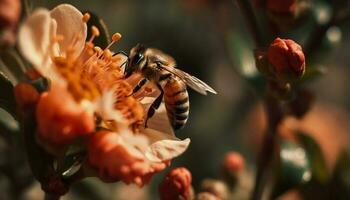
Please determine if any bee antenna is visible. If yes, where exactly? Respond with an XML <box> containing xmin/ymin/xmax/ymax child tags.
<box><xmin>136</xmin><ymin>43</ymin><xmax>146</xmax><ymax>51</ymax></box>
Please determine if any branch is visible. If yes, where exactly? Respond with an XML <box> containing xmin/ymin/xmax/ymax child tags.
<box><xmin>251</xmin><ymin>93</ymin><xmax>283</xmax><ymax>200</ymax></box>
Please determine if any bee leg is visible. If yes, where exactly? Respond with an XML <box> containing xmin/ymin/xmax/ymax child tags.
<box><xmin>113</xmin><ymin>51</ymin><xmax>129</xmax><ymax>68</ymax></box>
<box><xmin>113</xmin><ymin>51</ymin><xmax>129</xmax><ymax>57</ymax></box>
<box><xmin>132</xmin><ymin>78</ymin><xmax>148</xmax><ymax>94</ymax></box>
<box><xmin>145</xmin><ymin>84</ymin><xmax>164</xmax><ymax>128</ymax></box>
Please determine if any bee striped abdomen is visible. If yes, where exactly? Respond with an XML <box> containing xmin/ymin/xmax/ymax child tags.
<box><xmin>164</xmin><ymin>78</ymin><xmax>189</xmax><ymax>130</ymax></box>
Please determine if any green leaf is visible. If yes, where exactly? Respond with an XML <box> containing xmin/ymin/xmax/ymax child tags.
<box><xmin>0</xmin><ymin>108</ymin><xmax>19</xmax><ymax>134</ymax></box>
<box><xmin>296</xmin><ymin>132</ymin><xmax>330</xmax><ymax>183</ymax></box>
<box><xmin>0</xmin><ymin>49</ymin><xmax>27</xmax><ymax>82</ymax></box>
<box><xmin>272</xmin><ymin>140</ymin><xmax>312</xmax><ymax>198</ymax></box>
<box><xmin>300</xmin><ymin>66</ymin><xmax>326</xmax><ymax>84</ymax></box>
<box><xmin>226</xmin><ymin>30</ymin><xmax>266</xmax><ymax>93</ymax></box>
<box><xmin>0</xmin><ymin>71</ymin><xmax>16</xmax><ymax>117</ymax></box>
<box><xmin>85</xmin><ymin>11</ymin><xmax>111</xmax><ymax>48</ymax></box>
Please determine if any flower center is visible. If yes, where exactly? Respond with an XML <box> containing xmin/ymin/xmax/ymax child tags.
<box><xmin>49</xmin><ymin>13</ymin><xmax>146</xmax><ymax>132</ymax></box>
<box><xmin>51</xmin><ymin>13</ymin><xmax>124</xmax><ymax>102</ymax></box>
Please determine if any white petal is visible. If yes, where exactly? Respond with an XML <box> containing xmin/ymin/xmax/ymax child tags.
<box><xmin>145</xmin><ymin>138</ymin><xmax>190</xmax><ymax>162</ymax></box>
<box><xmin>50</xmin><ymin>4</ymin><xmax>86</xmax><ymax>57</ymax></box>
<box><xmin>141</xmin><ymin>97</ymin><xmax>174</xmax><ymax>137</ymax></box>
<box><xmin>18</xmin><ymin>8</ymin><xmax>53</xmax><ymax>73</ymax></box>
<box><xmin>119</xmin><ymin>129</ymin><xmax>149</xmax><ymax>159</ymax></box>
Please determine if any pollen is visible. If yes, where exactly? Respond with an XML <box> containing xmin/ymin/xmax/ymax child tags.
<box><xmin>112</xmin><ymin>33</ymin><xmax>122</xmax><ymax>42</ymax></box>
<box><xmin>48</xmin><ymin>14</ymin><xmax>145</xmax><ymax>131</ymax></box>
<box><xmin>113</xmin><ymin>80</ymin><xmax>133</xmax><ymax>100</ymax></box>
<box><xmin>82</xmin><ymin>13</ymin><xmax>91</xmax><ymax>23</ymax></box>
<box><xmin>115</xmin><ymin>97</ymin><xmax>144</xmax><ymax>133</ymax></box>
<box><xmin>91</xmin><ymin>26</ymin><xmax>100</xmax><ymax>37</ymax></box>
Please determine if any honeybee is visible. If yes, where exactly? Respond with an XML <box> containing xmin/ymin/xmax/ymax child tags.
<box><xmin>122</xmin><ymin>44</ymin><xmax>217</xmax><ymax>130</ymax></box>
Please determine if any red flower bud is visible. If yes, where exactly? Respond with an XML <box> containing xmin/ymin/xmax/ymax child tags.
<box><xmin>222</xmin><ymin>151</ymin><xmax>245</xmax><ymax>174</ymax></box>
<box><xmin>267</xmin><ymin>0</ymin><xmax>297</xmax><ymax>14</ymax></box>
<box><xmin>268</xmin><ymin>38</ymin><xmax>305</xmax><ymax>80</ymax></box>
<box><xmin>221</xmin><ymin>151</ymin><xmax>245</xmax><ymax>188</ymax></box>
<box><xmin>0</xmin><ymin>0</ymin><xmax>21</xmax><ymax>30</ymax></box>
<box><xmin>14</xmin><ymin>83</ymin><xmax>40</xmax><ymax>112</ymax></box>
<box><xmin>159</xmin><ymin>167</ymin><xmax>193</xmax><ymax>200</ymax></box>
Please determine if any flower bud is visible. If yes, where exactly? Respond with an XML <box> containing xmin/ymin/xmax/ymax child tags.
<box><xmin>14</xmin><ymin>83</ymin><xmax>40</xmax><ymax>112</ymax></box>
<box><xmin>221</xmin><ymin>151</ymin><xmax>245</xmax><ymax>188</ymax></box>
<box><xmin>159</xmin><ymin>167</ymin><xmax>193</xmax><ymax>200</ymax></box>
<box><xmin>0</xmin><ymin>0</ymin><xmax>21</xmax><ymax>31</ymax></box>
<box><xmin>268</xmin><ymin>38</ymin><xmax>305</xmax><ymax>81</ymax></box>
<box><xmin>195</xmin><ymin>192</ymin><xmax>219</xmax><ymax>200</ymax></box>
<box><xmin>223</xmin><ymin>152</ymin><xmax>245</xmax><ymax>173</ymax></box>
<box><xmin>267</xmin><ymin>0</ymin><xmax>297</xmax><ymax>14</ymax></box>
<box><xmin>200</xmin><ymin>179</ymin><xmax>229</xmax><ymax>200</ymax></box>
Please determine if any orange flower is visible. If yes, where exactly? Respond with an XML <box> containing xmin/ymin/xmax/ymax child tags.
<box><xmin>268</xmin><ymin>38</ymin><xmax>305</xmax><ymax>80</ymax></box>
<box><xmin>18</xmin><ymin>4</ymin><xmax>191</xmax><ymax>186</ymax></box>
<box><xmin>87</xmin><ymin>131</ymin><xmax>170</xmax><ymax>186</ymax></box>
<box><xmin>159</xmin><ymin>167</ymin><xmax>193</xmax><ymax>200</ymax></box>
<box><xmin>36</xmin><ymin>85</ymin><xmax>95</xmax><ymax>150</ymax></box>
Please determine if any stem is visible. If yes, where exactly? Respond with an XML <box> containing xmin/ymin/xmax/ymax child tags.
<box><xmin>235</xmin><ymin>0</ymin><xmax>265</xmax><ymax>47</ymax></box>
<box><xmin>251</xmin><ymin>94</ymin><xmax>282</xmax><ymax>200</ymax></box>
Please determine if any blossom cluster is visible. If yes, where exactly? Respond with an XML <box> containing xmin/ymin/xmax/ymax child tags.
<box><xmin>15</xmin><ymin>4</ymin><xmax>190</xmax><ymax>187</ymax></box>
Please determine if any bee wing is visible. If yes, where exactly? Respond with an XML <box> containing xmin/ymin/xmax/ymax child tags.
<box><xmin>158</xmin><ymin>64</ymin><xmax>217</xmax><ymax>95</ymax></box>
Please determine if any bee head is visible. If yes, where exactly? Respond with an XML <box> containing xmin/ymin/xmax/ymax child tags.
<box><xmin>125</xmin><ymin>44</ymin><xmax>146</xmax><ymax>78</ymax></box>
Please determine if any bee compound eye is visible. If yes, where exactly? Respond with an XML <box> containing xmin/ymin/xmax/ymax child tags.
<box><xmin>135</xmin><ymin>53</ymin><xmax>144</xmax><ymax>64</ymax></box>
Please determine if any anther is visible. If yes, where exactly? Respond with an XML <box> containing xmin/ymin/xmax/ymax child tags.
<box><xmin>94</xmin><ymin>46</ymin><xmax>103</xmax><ymax>56</ymax></box>
<box><xmin>104</xmin><ymin>33</ymin><xmax>122</xmax><ymax>50</ymax></box>
<box><xmin>112</xmin><ymin>33</ymin><xmax>122</xmax><ymax>42</ymax></box>
<box><xmin>82</xmin><ymin>13</ymin><xmax>91</xmax><ymax>23</ymax></box>
<box><xmin>91</xmin><ymin>26</ymin><xmax>100</xmax><ymax>37</ymax></box>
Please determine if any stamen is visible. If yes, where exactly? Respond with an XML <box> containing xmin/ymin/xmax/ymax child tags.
<box><xmin>105</xmin><ymin>32</ymin><xmax>122</xmax><ymax>50</ymax></box>
<box><xmin>89</xmin><ymin>26</ymin><xmax>100</xmax><ymax>43</ymax></box>
<box><xmin>92</xmin><ymin>26</ymin><xmax>100</xmax><ymax>37</ymax></box>
<box><xmin>112</xmin><ymin>33</ymin><xmax>122</xmax><ymax>42</ymax></box>
<box><xmin>82</xmin><ymin>13</ymin><xmax>91</xmax><ymax>23</ymax></box>
<box><xmin>103</xmin><ymin>49</ymin><xmax>113</xmax><ymax>61</ymax></box>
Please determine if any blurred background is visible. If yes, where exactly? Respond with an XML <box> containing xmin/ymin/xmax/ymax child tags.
<box><xmin>1</xmin><ymin>0</ymin><xmax>350</xmax><ymax>199</ymax></box>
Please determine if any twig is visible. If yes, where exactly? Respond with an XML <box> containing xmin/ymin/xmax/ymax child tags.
<box><xmin>251</xmin><ymin>94</ymin><xmax>282</xmax><ymax>200</ymax></box>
